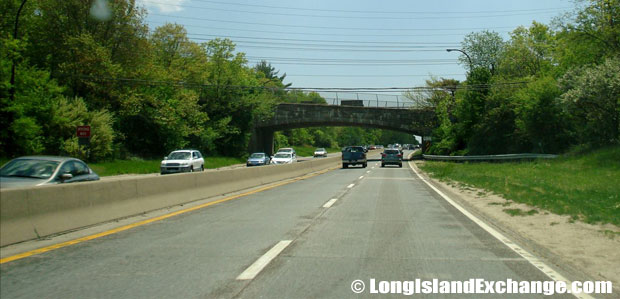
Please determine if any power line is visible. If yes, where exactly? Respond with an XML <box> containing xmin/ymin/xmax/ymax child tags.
<box><xmin>186</xmin><ymin>33</ymin><xmax>461</xmax><ymax>45</ymax></box>
<box><xmin>148</xmin><ymin>20</ymin><xmax>512</xmax><ymax>37</ymax></box>
<box><xmin>246</xmin><ymin>57</ymin><xmax>457</xmax><ymax>62</ymax></box>
<box><xmin>150</xmin><ymin>13</ymin><xmax>518</xmax><ymax>32</ymax></box>
<box><xmin>284</xmin><ymin>74</ymin><xmax>464</xmax><ymax>77</ymax></box>
<box><xmin>189</xmin><ymin>39</ymin><xmax>450</xmax><ymax>52</ymax></box>
<box><xmin>226</xmin><ymin>40</ymin><xmax>458</xmax><ymax>49</ymax></box>
<box><xmin>72</xmin><ymin>75</ymin><xmax>528</xmax><ymax>92</ymax></box>
<box><xmin>144</xmin><ymin>1</ymin><xmax>563</xmax><ymax>20</ymax></box>
<box><xmin>188</xmin><ymin>0</ymin><xmax>570</xmax><ymax>15</ymax></box>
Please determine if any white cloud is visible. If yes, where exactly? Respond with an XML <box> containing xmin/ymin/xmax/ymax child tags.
<box><xmin>138</xmin><ymin>0</ymin><xmax>188</xmax><ymax>13</ymax></box>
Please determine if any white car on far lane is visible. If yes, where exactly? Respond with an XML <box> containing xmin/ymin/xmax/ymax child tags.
<box><xmin>271</xmin><ymin>152</ymin><xmax>296</xmax><ymax>165</ymax></box>
<box><xmin>313</xmin><ymin>148</ymin><xmax>327</xmax><ymax>157</ymax></box>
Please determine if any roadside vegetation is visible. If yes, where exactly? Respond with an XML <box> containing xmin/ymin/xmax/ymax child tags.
<box><xmin>419</xmin><ymin>146</ymin><xmax>620</xmax><ymax>226</ymax></box>
<box><xmin>407</xmin><ymin>0</ymin><xmax>619</xmax><ymax>156</ymax></box>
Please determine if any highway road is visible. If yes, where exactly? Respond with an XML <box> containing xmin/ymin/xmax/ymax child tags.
<box><xmin>1</xmin><ymin>151</ymin><xmax>571</xmax><ymax>298</ymax></box>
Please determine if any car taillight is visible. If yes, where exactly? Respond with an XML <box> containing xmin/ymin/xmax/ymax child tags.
<box><xmin>397</xmin><ymin>154</ymin><xmax>402</xmax><ymax>157</ymax></box>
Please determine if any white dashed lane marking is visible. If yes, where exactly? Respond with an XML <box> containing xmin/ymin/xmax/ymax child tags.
<box><xmin>323</xmin><ymin>198</ymin><xmax>338</xmax><ymax>208</ymax></box>
<box><xmin>237</xmin><ymin>240</ymin><xmax>292</xmax><ymax>280</ymax></box>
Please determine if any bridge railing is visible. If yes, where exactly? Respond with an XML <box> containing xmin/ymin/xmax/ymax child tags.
<box><xmin>321</xmin><ymin>97</ymin><xmax>417</xmax><ymax>108</ymax></box>
<box><xmin>309</xmin><ymin>92</ymin><xmax>419</xmax><ymax>108</ymax></box>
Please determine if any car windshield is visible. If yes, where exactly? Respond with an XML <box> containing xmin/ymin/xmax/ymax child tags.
<box><xmin>168</xmin><ymin>152</ymin><xmax>191</xmax><ymax>160</ymax></box>
<box><xmin>277</xmin><ymin>149</ymin><xmax>292</xmax><ymax>153</ymax></box>
<box><xmin>316</xmin><ymin>148</ymin><xmax>325</xmax><ymax>151</ymax></box>
<box><xmin>250</xmin><ymin>153</ymin><xmax>265</xmax><ymax>159</ymax></box>
<box><xmin>385</xmin><ymin>150</ymin><xmax>399</xmax><ymax>154</ymax></box>
<box><xmin>0</xmin><ymin>159</ymin><xmax>60</xmax><ymax>179</ymax></box>
<box><xmin>274</xmin><ymin>153</ymin><xmax>291</xmax><ymax>159</ymax></box>
<box><xmin>347</xmin><ymin>147</ymin><xmax>364</xmax><ymax>153</ymax></box>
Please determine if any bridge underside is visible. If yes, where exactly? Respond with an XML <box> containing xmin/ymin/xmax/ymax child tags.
<box><xmin>248</xmin><ymin>104</ymin><xmax>437</xmax><ymax>155</ymax></box>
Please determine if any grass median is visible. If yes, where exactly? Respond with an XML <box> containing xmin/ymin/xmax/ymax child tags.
<box><xmin>290</xmin><ymin>145</ymin><xmax>342</xmax><ymax>157</ymax></box>
<box><xmin>90</xmin><ymin>156</ymin><xmax>246</xmax><ymax>177</ymax></box>
<box><xmin>418</xmin><ymin>146</ymin><xmax>620</xmax><ymax>226</ymax></box>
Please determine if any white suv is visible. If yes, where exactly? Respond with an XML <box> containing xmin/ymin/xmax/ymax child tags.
<box><xmin>276</xmin><ymin>147</ymin><xmax>296</xmax><ymax>158</ymax></box>
<box><xmin>160</xmin><ymin>150</ymin><xmax>204</xmax><ymax>174</ymax></box>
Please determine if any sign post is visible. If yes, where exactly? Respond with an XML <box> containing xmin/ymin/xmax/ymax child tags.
<box><xmin>77</xmin><ymin>126</ymin><xmax>91</xmax><ymax>146</ymax></box>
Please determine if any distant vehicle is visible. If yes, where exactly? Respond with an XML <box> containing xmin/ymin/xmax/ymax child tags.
<box><xmin>160</xmin><ymin>150</ymin><xmax>204</xmax><ymax>174</ymax></box>
<box><xmin>271</xmin><ymin>152</ymin><xmax>296</xmax><ymax>164</ymax></box>
<box><xmin>341</xmin><ymin>146</ymin><xmax>367</xmax><ymax>168</ymax></box>
<box><xmin>0</xmin><ymin>156</ymin><xmax>99</xmax><ymax>189</ymax></box>
<box><xmin>369</xmin><ymin>145</ymin><xmax>377</xmax><ymax>150</ymax></box>
<box><xmin>246</xmin><ymin>152</ymin><xmax>270</xmax><ymax>166</ymax></box>
<box><xmin>381</xmin><ymin>149</ymin><xmax>403</xmax><ymax>168</ymax></box>
<box><xmin>376</xmin><ymin>145</ymin><xmax>384</xmax><ymax>149</ymax></box>
<box><xmin>276</xmin><ymin>147</ymin><xmax>296</xmax><ymax>158</ymax></box>
<box><xmin>313</xmin><ymin>148</ymin><xmax>327</xmax><ymax>157</ymax></box>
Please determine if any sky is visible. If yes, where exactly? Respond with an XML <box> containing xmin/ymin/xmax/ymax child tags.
<box><xmin>135</xmin><ymin>0</ymin><xmax>575</xmax><ymax>102</ymax></box>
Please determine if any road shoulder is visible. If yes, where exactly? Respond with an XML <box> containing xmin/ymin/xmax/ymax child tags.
<box><xmin>410</xmin><ymin>160</ymin><xmax>620</xmax><ymax>294</ymax></box>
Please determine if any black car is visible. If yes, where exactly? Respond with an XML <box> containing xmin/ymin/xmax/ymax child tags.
<box><xmin>381</xmin><ymin>149</ymin><xmax>403</xmax><ymax>168</ymax></box>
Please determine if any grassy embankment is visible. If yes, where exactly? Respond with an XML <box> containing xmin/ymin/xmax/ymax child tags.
<box><xmin>291</xmin><ymin>145</ymin><xmax>342</xmax><ymax>157</ymax></box>
<box><xmin>419</xmin><ymin>146</ymin><xmax>620</xmax><ymax>226</ymax></box>
<box><xmin>89</xmin><ymin>156</ymin><xmax>246</xmax><ymax>177</ymax></box>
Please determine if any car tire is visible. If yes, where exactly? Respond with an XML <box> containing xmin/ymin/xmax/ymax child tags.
<box><xmin>190</xmin><ymin>166</ymin><xmax>194</xmax><ymax>173</ymax></box>
<box><xmin>381</xmin><ymin>163</ymin><xmax>385</xmax><ymax>167</ymax></box>
<box><xmin>363</xmin><ymin>163</ymin><xmax>367</xmax><ymax>168</ymax></box>
<box><xmin>201</xmin><ymin>165</ymin><xmax>204</xmax><ymax>171</ymax></box>
<box><xmin>342</xmin><ymin>163</ymin><xmax>348</xmax><ymax>169</ymax></box>
<box><xmin>399</xmin><ymin>163</ymin><xmax>402</xmax><ymax>168</ymax></box>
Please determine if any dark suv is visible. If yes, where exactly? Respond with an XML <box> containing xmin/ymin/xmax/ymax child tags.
<box><xmin>381</xmin><ymin>149</ymin><xmax>402</xmax><ymax>168</ymax></box>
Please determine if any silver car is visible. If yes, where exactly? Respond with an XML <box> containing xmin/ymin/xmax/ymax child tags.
<box><xmin>247</xmin><ymin>152</ymin><xmax>270</xmax><ymax>166</ymax></box>
<box><xmin>0</xmin><ymin>156</ymin><xmax>100</xmax><ymax>189</ymax></box>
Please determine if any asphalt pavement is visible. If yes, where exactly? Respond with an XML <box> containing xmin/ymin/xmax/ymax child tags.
<box><xmin>0</xmin><ymin>151</ymin><xmax>571</xmax><ymax>298</ymax></box>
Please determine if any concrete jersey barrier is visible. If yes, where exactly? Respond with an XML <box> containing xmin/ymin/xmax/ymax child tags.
<box><xmin>0</xmin><ymin>156</ymin><xmax>342</xmax><ymax>247</ymax></box>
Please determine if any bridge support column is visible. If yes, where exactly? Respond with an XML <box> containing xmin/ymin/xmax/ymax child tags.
<box><xmin>248</xmin><ymin>128</ymin><xmax>274</xmax><ymax>156</ymax></box>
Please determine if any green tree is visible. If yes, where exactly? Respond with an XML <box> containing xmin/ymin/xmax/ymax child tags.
<box><xmin>498</xmin><ymin>22</ymin><xmax>556</xmax><ymax>79</ymax></box>
<box><xmin>460</xmin><ymin>30</ymin><xmax>505</xmax><ymax>74</ymax></box>
<box><xmin>560</xmin><ymin>57</ymin><xmax>620</xmax><ymax>147</ymax></box>
<box><xmin>513</xmin><ymin>76</ymin><xmax>570</xmax><ymax>153</ymax></box>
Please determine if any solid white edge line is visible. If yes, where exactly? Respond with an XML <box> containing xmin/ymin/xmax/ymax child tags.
<box><xmin>323</xmin><ymin>198</ymin><xmax>339</xmax><ymax>208</ymax></box>
<box><xmin>359</xmin><ymin>176</ymin><xmax>364</xmax><ymax>179</ymax></box>
<box><xmin>237</xmin><ymin>240</ymin><xmax>292</xmax><ymax>280</ymax></box>
<box><xmin>408</xmin><ymin>161</ymin><xmax>592</xmax><ymax>299</ymax></box>
<box><xmin>347</xmin><ymin>184</ymin><xmax>355</xmax><ymax>188</ymax></box>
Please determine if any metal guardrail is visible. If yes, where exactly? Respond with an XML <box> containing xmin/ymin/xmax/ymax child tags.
<box><xmin>423</xmin><ymin>153</ymin><xmax>558</xmax><ymax>162</ymax></box>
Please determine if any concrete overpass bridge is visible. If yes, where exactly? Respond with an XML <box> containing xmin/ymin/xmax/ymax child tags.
<box><xmin>249</xmin><ymin>103</ymin><xmax>437</xmax><ymax>155</ymax></box>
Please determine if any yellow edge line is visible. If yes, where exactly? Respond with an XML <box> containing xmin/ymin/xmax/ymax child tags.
<box><xmin>0</xmin><ymin>167</ymin><xmax>336</xmax><ymax>264</ymax></box>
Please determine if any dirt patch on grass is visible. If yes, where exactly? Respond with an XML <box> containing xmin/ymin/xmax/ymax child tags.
<box><xmin>413</xmin><ymin>161</ymin><xmax>620</xmax><ymax>291</ymax></box>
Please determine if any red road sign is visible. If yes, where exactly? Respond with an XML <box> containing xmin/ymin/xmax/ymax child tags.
<box><xmin>77</xmin><ymin>126</ymin><xmax>91</xmax><ymax>138</ymax></box>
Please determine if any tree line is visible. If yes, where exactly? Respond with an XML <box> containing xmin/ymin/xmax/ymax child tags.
<box><xmin>410</xmin><ymin>0</ymin><xmax>619</xmax><ymax>155</ymax></box>
<box><xmin>1</xmin><ymin>0</ymin><xmax>617</xmax><ymax>161</ymax></box>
